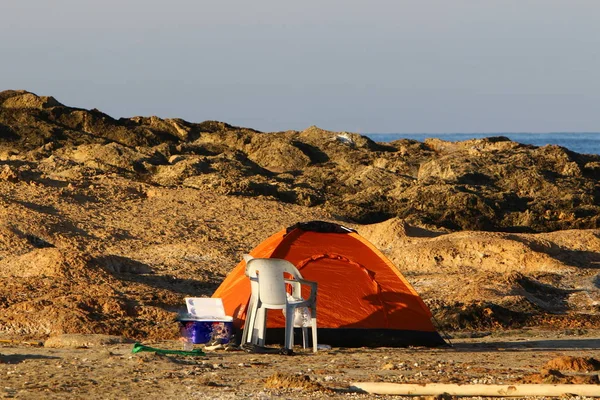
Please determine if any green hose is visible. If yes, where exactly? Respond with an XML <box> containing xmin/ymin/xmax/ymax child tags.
<box><xmin>132</xmin><ymin>342</ymin><xmax>205</xmax><ymax>356</ymax></box>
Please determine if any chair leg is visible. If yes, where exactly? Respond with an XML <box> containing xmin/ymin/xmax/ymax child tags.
<box><xmin>241</xmin><ymin>319</ymin><xmax>248</xmax><ymax>344</ymax></box>
<box><xmin>284</xmin><ymin>306</ymin><xmax>295</xmax><ymax>351</ymax></box>
<box><xmin>242</xmin><ymin>297</ymin><xmax>257</xmax><ymax>344</ymax></box>
<box><xmin>250</xmin><ymin>309</ymin><xmax>259</xmax><ymax>345</ymax></box>
<box><xmin>301</xmin><ymin>327</ymin><xmax>308</xmax><ymax>349</ymax></box>
<box><xmin>311</xmin><ymin>317</ymin><xmax>318</xmax><ymax>353</ymax></box>
<box><xmin>256</xmin><ymin>308</ymin><xmax>267</xmax><ymax>346</ymax></box>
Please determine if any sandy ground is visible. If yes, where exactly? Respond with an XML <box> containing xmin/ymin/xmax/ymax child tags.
<box><xmin>2</xmin><ymin>330</ymin><xmax>600</xmax><ymax>399</ymax></box>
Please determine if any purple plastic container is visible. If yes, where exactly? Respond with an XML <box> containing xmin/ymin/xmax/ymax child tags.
<box><xmin>179</xmin><ymin>319</ymin><xmax>233</xmax><ymax>344</ymax></box>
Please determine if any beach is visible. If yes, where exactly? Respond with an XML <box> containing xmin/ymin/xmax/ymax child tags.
<box><xmin>1</xmin><ymin>91</ymin><xmax>600</xmax><ymax>398</ymax></box>
<box><xmin>2</xmin><ymin>330</ymin><xmax>600</xmax><ymax>399</ymax></box>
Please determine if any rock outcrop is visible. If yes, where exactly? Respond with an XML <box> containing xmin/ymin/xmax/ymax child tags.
<box><xmin>1</xmin><ymin>90</ymin><xmax>599</xmax><ymax>338</ymax></box>
<box><xmin>2</xmin><ymin>90</ymin><xmax>599</xmax><ymax>233</ymax></box>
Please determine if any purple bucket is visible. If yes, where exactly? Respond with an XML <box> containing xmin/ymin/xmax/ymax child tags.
<box><xmin>179</xmin><ymin>320</ymin><xmax>233</xmax><ymax>344</ymax></box>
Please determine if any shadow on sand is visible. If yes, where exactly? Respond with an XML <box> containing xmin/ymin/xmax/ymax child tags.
<box><xmin>452</xmin><ymin>338</ymin><xmax>600</xmax><ymax>352</ymax></box>
<box><xmin>0</xmin><ymin>354</ymin><xmax>61</xmax><ymax>364</ymax></box>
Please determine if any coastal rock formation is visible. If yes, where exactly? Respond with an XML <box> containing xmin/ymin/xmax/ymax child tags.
<box><xmin>2</xmin><ymin>90</ymin><xmax>599</xmax><ymax>232</ymax></box>
<box><xmin>1</xmin><ymin>90</ymin><xmax>599</xmax><ymax>339</ymax></box>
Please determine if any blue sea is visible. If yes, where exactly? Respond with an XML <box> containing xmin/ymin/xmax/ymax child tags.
<box><xmin>365</xmin><ymin>132</ymin><xmax>600</xmax><ymax>155</ymax></box>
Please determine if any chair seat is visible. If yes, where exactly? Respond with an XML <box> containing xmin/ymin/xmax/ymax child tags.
<box><xmin>262</xmin><ymin>298</ymin><xmax>312</xmax><ymax>309</ymax></box>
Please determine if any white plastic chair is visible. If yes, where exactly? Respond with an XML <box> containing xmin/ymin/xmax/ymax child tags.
<box><xmin>241</xmin><ymin>255</ymin><xmax>318</xmax><ymax>352</ymax></box>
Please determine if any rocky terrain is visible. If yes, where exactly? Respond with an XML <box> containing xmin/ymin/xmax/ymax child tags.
<box><xmin>0</xmin><ymin>89</ymin><xmax>599</xmax><ymax>342</ymax></box>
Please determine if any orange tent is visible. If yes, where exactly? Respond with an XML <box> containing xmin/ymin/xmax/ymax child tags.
<box><xmin>212</xmin><ymin>221</ymin><xmax>445</xmax><ymax>347</ymax></box>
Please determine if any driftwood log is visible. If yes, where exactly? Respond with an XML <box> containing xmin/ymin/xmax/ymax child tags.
<box><xmin>350</xmin><ymin>382</ymin><xmax>600</xmax><ymax>397</ymax></box>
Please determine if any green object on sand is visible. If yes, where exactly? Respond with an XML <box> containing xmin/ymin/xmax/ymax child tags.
<box><xmin>132</xmin><ymin>342</ymin><xmax>205</xmax><ymax>356</ymax></box>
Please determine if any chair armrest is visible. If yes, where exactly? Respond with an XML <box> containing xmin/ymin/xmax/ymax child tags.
<box><xmin>283</xmin><ymin>278</ymin><xmax>302</xmax><ymax>298</ymax></box>
<box><xmin>295</xmin><ymin>278</ymin><xmax>317</xmax><ymax>289</ymax></box>
<box><xmin>283</xmin><ymin>278</ymin><xmax>317</xmax><ymax>288</ymax></box>
<box><xmin>285</xmin><ymin>278</ymin><xmax>317</xmax><ymax>302</ymax></box>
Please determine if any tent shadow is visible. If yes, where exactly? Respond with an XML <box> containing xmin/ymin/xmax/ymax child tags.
<box><xmin>338</xmin><ymin>292</ymin><xmax>432</xmax><ymax>329</ymax></box>
<box><xmin>332</xmin><ymin>292</ymin><xmax>447</xmax><ymax>347</ymax></box>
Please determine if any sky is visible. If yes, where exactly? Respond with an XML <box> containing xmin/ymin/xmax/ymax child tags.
<box><xmin>1</xmin><ymin>0</ymin><xmax>599</xmax><ymax>133</ymax></box>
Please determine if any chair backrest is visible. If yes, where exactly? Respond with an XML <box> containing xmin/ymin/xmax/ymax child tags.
<box><xmin>248</xmin><ymin>258</ymin><xmax>302</xmax><ymax>305</ymax></box>
<box><xmin>243</xmin><ymin>254</ymin><xmax>257</xmax><ymax>278</ymax></box>
<box><xmin>245</xmin><ymin>256</ymin><xmax>302</xmax><ymax>280</ymax></box>
<box><xmin>243</xmin><ymin>255</ymin><xmax>261</xmax><ymax>308</ymax></box>
<box><xmin>257</xmin><ymin>264</ymin><xmax>287</xmax><ymax>305</ymax></box>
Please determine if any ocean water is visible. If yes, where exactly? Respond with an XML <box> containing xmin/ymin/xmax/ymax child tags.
<box><xmin>365</xmin><ymin>132</ymin><xmax>600</xmax><ymax>155</ymax></box>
